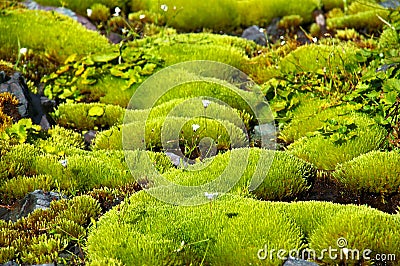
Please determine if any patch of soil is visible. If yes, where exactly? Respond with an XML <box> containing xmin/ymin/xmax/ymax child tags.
<box><xmin>296</xmin><ymin>176</ymin><xmax>400</xmax><ymax>214</ymax></box>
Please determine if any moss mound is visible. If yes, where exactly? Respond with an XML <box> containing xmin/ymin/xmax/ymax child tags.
<box><xmin>0</xmin><ymin>9</ymin><xmax>111</xmax><ymax>63</ymax></box>
<box><xmin>334</xmin><ymin>151</ymin><xmax>400</xmax><ymax>195</ymax></box>
<box><xmin>86</xmin><ymin>192</ymin><xmax>304</xmax><ymax>265</ymax></box>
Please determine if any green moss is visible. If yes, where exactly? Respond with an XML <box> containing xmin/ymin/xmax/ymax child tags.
<box><xmin>280</xmin><ymin>104</ymin><xmax>355</xmax><ymax>143</ymax></box>
<box><xmin>379</xmin><ymin>28</ymin><xmax>400</xmax><ymax>49</ymax></box>
<box><xmin>55</xmin><ymin>103</ymin><xmax>125</xmax><ymax>130</ymax></box>
<box><xmin>287</xmin><ymin>113</ymin><xmax>387</xmax><ymax>170</ymax></box>
<box><xmin>333</xmin><ymin>151</ymin><xmax>400</xmax><ymax>195</ymax></box>
<box><xmin>277</xmin><ymin>201</ymin><xmax>364</xmax><ymax>239</ymax></box>
<box><xmin>326</xmin><ymin>2</ymin><xmax>389</xmax><ymax>32</ymax></box>
<box><xmin>33</xmin><ymin>0</ymin><xmax>123</xmax><ymax>16</ymax></box>
<box><xmin>164</xmin><ymin>148</ymin><xmax>316</xmax><ymax>200</ymax></box>
<box><xmin>56</xmin><ymin>98</ymin><xmax>252</xmax><ymax>131</ymax></box>
<box><xmin>279</xmin><ymin>44</ymin><xmax>359</xmax><ymax>75</ymax></box>
<box><xmin>0</xmin><ymin>195</ymin><xmax>101</xmax><ymax>264</ymax></box>
<box><xmin>0</xmin><ymin>144</ymin><xmax>39</xmax><ymax>181</ymax></box>
<box><xmin>309</xmin><ymin>208</ymin><xmax>400</xmax><ymax>265</ymax></box>
<box><xmin>131</xmin><ymin>0</ymin><xmax>319</xmax><ymax>31</ymax></box>
<box><xmin>93</xmin><ymin>116</ymin><xmax>248</xmax><ymax>152</ymax></box>
<box><xmin>0</xmin><ymin>9</ymin><xmax>111</xmax><ymax>63</ymax></box>
<box><xmin>86</xmin><ymin>192</ymin><xmax>304</xmax><ymax>265</ymax></box>
<box><xmin>0</xmin><ymin>174</ymin><xmax>55</xmax><ymax>203</ymax></box>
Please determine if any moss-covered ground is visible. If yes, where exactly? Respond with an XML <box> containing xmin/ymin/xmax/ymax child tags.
<box><xmin>0</xmin><ymin>0</ymin><xmax>400</xmax><ymax>265</ymax></box>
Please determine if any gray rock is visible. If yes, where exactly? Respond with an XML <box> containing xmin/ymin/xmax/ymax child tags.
<box><xmin>283</xmin><ymin>257</ymin><xmax>319</xmax><ymax>266</ymax></box>
<box><xmin>0</xmin><ymin>190</ymin><xmax>64</xmax><ymax>222</ymax></box>
<box><xmin>1</xmin><ymin>261</ymin><xmax>19</xmax><ymax>266</ymax></box>
<box><xmin>242</xmin><ymin>25</ymin><xmax>267</xmax><ymax>46</ymax></box>
<box><xmin>380</xmin><ymin>0</ymin><xmax>400</xmax><ymax>8</ymax></box>
<box><xmin>252</xmin><ymin>123</ymin><xmax>277</xmax><ymax>149</ymax></box>
<box><xmin>84</xmin><ymin>130</ymin><xmax>97</xmax><ymax>148</ymax></box>
<box><xmin>0</xmin><ymin>71</ymin><xmax>54</xmax><ymax>129</ymax></box>
<box><xmin>165</xmin><ymin>151</ymin><xmax>190</xmax><ymax>168</ymax></box>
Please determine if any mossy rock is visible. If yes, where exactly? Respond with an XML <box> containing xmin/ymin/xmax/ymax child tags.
<box><xmin>86</xmin><ymin>192</ymin><xmax>304</xmax><ymax>265</ymax></box>
<box><xmin>0</xmin><ymin>9</ymin><xmax>111</xmax><ymax>64</ymax></box>
<box><xmin>287</xmin><ymin>112</ymin><xmax>387</xmax><ymax>170</ymax></box>
<box><xmin>333</xmin><ymin>150</ymin><xmax>400</xmax><ymax>195</ymax></box>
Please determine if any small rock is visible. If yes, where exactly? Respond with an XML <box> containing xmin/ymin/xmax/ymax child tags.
<box><xmin>241</xmin><ymin>25</ymin><xmax>267</xmax><ymax>46</ymax></box>
<box><xmin>165</xmin><ymin>151</ymin><xmax>190</xmax><ymax>168</ymax></box>
<box><xmin>0</xmin><ymin>71</ymin><xmax>54</xmax><ymax>129</ymax></box>
<box><xmin>1</xmin><ymin>261</ymin><xmax>19</xmax><ymax>266</ymax></box>
<box><xmin>1</xmin><ymin>190</ymin><xmax>64</xmax><ymax>222</ymax></box>
<box><xmin>283</xmin><ymin>257</ymin><xmax>319</xmax><ymax>266</ymax></box>
<box><xmin>252</xmin><ymin>123</ymin><xmax>277</xmax><ymax>149</ymax></box>
<box><xmin>84</xmin><ymin>130</ymin><xmax>97</xmax><ymax>148</ymax></box>
<box><xmin>380</xmin><ymin>0</ymin><xmax>400</xmax><ymax>9</ymax></box>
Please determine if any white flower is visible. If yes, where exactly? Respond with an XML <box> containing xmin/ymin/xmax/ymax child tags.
<box><xmin>161</xmin><ymin>4</ymin><xmax>168</xmax><ymax>12</ymax></box>
<box><xmin>59</xmin><ymin>159</ymin><xmax>67</xmax><ymax>168</ymax></box>
<box><xmin>202</xmin><ymin>99</ymin><xmax>211</xmax><ymax>108</ymax></box>
<box><xmin>121</xmin><ymin>28</ymin><xmax>128</xmax><ymax>34</ymax></box>
<box><xmin>192</xmin><ymin>124</ymin><xmax>200</xmax><ymax>132</ymax></box>
<box><xmin>139</xmin><ymin>14</ymin><xmax>146</xmax><ymax>20</ymax></box>
<box><xmin>280</xmin><ymin>40</ymin><xmax>286</xmax><ymax>46</ymax></box>
<box><xmin>86</xmin><ymin>8</ymin><xmax>92</xmax><ymax>17</ymax></box>
<box><xmin>312</xmin><ymin>37</ymin><xmax>318</xmax><ymax>43</ymax></box>
<box><xmin>113</xmin><ymin>6</ymin><xmax>121</xmax><ymax>16</ymax></box>
<box><xmin>204</xmin><ymin>192</ymin><xmax>218</xmax><ymax>200</ymax></box>
<box><xmin>19</xmin><ymin>48</ymin><xmax>27</xmax><ymax>55</ymax></box>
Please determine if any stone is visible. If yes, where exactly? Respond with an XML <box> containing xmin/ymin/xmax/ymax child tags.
<box><xmin>0</xmin><ymin>71</ymin><xmax>54</xmax><ymax>129</ymax></box>
<box><xmin>165</xmin><ymin>151</ymin><xmax>190</xmax><ymax>168</ymax></box>
<box><xmin>380</xmin><ymin>0</ymin><xmax>400</xmax><ymax>9</ymax></box>
<box><xmin>0</xmin><ymin>190</ymin><xmax>64</xmax><ymax>222</ymax></box>
<box><xmin>283</xmin><ymin>257</ymin><xmax>319</xmax><ymax>266</ymax></box>
<box><xmin>84</xmin><ymin>130</ymin><xmax>97</xmax><ymax>148</ymax></box>
<box><xmin>241</xmin><ymin>25</ymin><xmax>267</xmax><ymax>46</ymax></box>
<box><xmin>252</xmin><ymin>123</ymin><xmax>277</xmax><ymax>149</ymax></box>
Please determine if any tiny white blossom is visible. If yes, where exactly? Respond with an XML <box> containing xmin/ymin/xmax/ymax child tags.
<box><xmin>139</xmin><ymin>14</ymin><xmax>146</xmax><ymax>20</ymax></box>
<box><xmin>280</xmin><ymin>40</ymin><xmax>286</xmax><ymax>46</ymax></box>
<box><xmin>312</xmin><ymin>37</ymin><xmax>318</xmax><ymax>43</ymax></box>
<box><xmin>86</xmin><ymin>8</ymin><xmax>92</xmax><ymax>17</ymax></box>
<box><xmin>59</xmin><ymin>159</ymin><xmax>67</xmax><ymax>168</ymax></box>
<box><xmin>202</xmin><ymin>99</ymin><xmax>211</xmax><ymax>108</ymax></box>
<box><xmin>161</xmin><ymin>4</ymin><xmax>168</xmax><ymax>11</ymax></box>
<box><xmin>19</xmin><ymin>48</ymin><xmax>27</xmax><ymax>55</ymax></box>
<box><xmin>279</xmin><ymin>35</ymin><xmax>284</xmax><ymax>40</ymax></box>
<box><xmin>192</xmin><ymin>124</ymin><xmax>200</xmax><ymax>132</ymax></box>
<box><xmin>342</xmin><ymin>248</ymin><xmax>349</xmax><ymax>255</ymax></box>
<box><xmin>173</xmin><ymin>6</ymin><xmax>177</xmax><ymax>10</ymax></box>
<box><xmin>204</xmin><ymin>192</ymin><xmax>218</xmax><ymax>200</ymax></box>
<box><xmin>121</xmin><ymin>28</ymin><xmax>128</xmax><ymax>34</ymax></box>
<box><xmin>113</xmin><ymin>6</ymin><xmax>121</xmax><ymax>16</ymax></box>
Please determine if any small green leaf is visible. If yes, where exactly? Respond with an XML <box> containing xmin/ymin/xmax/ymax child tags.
<box><xmin>88</xmin><ymin>106</ymin><xmax>104</xmax><ymax>117</ymax></box>
<box><xmin>91</xmin><ymin>53</ymin><xmax>119</xmax><ymax>63</ymax></box>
